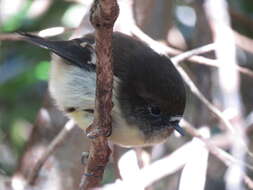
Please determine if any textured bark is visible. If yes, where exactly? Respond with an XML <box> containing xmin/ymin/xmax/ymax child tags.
<box><xmin>80</xmin><ymin>0</ymin><xmax>119</xmax><ymax>189</ymax></box>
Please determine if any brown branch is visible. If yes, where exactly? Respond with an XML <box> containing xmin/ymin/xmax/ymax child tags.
<box><xmin>79</xmin><ymin>0</ymin><xmax>119</xmax><ymax>189</ymax></box>
<box><xmin>27</xmin><ymin>120</ymin><xmax>76</xmax><ymax>185</ymax></box>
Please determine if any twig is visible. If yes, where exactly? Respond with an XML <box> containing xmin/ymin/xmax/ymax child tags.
<box><xmin>131</xmin><ymin>25</ymin><xmax>253</xmax><ymax>78</ymax></box>
<box><xmin>179</xmin><ymin>128</ymin><xmax>210</xmax><ymax>190</ymax></box>
<box><xmin>111</xmin><ymin>145</ymin><xmax>122</xmax><ymax>180</ymax></box>
<box><xmin>27</xmin><ymin>120</ymin><xmax>75</xmax><ymax>185</ymax></box>
<box><xmin>174</xmin><ymin>44</ymin><xmax>253</xmax><ymax>78</ymax></box>
<box><xmin>79</xmin><ymin>0</ymin><xmax>119</xmax><ymax>189</ymax></box>
<box><xmin>205</xmin><ymin>1</ymin><xmax>247</xmax><ymax>190</ymax></box>
<box><xmin>234</xmin><ymin>30</ymin><xmax>253</xmax><ymax>54</ymax></box>
<box><xmin>113</xmin><ymin>142</ymin><xmax>192</xmax><ymax>189</ymax></box>
<box><xmin>172</xmin><ymin>43</ymin><xmax>216</xmax><ymax>65</ymax></box>
<box><xmin>176</xmin><ymin>66</ymin><xmax>235</xmax><ymax>133</ymax></box>
<box><xmin>96</xmin><ymin>122</ymin><xmax>253</xmax><ymax>190</ymax></box>
<box><xmin>181</xmin><ymin>120</ymin><xmax>253</xmax><ymax>190</ymax></box>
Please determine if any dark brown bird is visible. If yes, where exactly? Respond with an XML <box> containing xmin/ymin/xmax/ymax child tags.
<box><xmin>19</xmin><ymin>32</ymin><xmax>186</xmax><ymax>147</ymax></box>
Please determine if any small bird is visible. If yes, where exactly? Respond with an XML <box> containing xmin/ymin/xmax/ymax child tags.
<box><xmin>19</xmin><ymin>32</ymin><xmax>186</xmax><ymax>147</ymax></box>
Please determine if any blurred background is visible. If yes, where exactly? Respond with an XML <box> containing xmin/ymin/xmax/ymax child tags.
<box><xmin>0</xmin><ymin>0</ymin><xmax>253</xmax><ymax>190</ymax></box>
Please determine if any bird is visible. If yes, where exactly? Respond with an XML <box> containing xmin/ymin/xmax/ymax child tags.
<box><xmin>18</xmin><ymin>32</ymin><xmax>186</xmax><ymax>147</ymax></box>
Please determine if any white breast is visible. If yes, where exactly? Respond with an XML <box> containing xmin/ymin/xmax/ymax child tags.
<box><xmin>49</xmin><ymin>55</ymin><xmax>96</xmax><ymax>112</ymax></box>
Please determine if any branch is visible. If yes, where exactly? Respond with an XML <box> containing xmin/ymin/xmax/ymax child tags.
<box><xmin>95</xmin><ymin>122</ymin><xmax>253</xmax><ymax>190</ymax></box>
<box><xmin>204</xmin><ymin>1</ymin><xmax>247</xmax><ymax>190</ymax></box>
<box><xmin>27</xmin><ymin>119</ymin><xmax>75</xmax><ymax>185</ymax></box>
<box><xmin>182</xmin><ymin>120</ymin><xmax>253</xmax><ymax>190</ymax></box>
<box><xmin>171</xmin><ymin>43</ymin><xmax>216</xmax><ymax>64</ymax></box>
<box><xmin>177</xmin><ymin>66</ymin><xmax>236</xmax><ymax>133</ymax></box>
<box><xmin>131</xmin><ymin>25</ymin><xmax>253</xmax><ymax>78</ymax></box>
<box><xmin>178</xmin><ymin>128</ymin><xmax>210</xmax><ymax>190</ymax></box>
<box><xmin>79</xmin><ymin>0</ymin><xmax>119</xmax><ymax>189</ymax></box>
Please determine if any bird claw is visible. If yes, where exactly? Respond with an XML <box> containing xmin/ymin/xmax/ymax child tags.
<box><xmin>86</xmin><ymin>125</ymin><xmax>112</xmax><ymax>139</ymax></box>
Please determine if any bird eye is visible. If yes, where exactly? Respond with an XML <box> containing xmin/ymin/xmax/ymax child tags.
<box><xmin>148</xmin><ymin>105</ymin><xmax>161</xmax><ymax>116</ymax></box>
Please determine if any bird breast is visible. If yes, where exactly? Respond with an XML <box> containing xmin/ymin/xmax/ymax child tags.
<box><xmin>49</xmin><ymin>55</ymin><xmax>96</xmax><ymax>112</ymax></box>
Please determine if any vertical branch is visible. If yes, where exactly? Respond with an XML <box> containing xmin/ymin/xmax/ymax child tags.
<box><xmin>204</xmin><ymin>1</ymin><xmax>246</xmax><ymax>190</ymax></box>
<box><xmin>179</xmin><ymin>128</ymin><xmax>210</xmax><ymax>190</ymax></box>
<box><xmin>79</xmin><ymin>0</ymin><xmax>119</xmax><ymax>189</ymax></box>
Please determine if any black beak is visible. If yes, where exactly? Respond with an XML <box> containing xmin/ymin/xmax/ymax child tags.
<box><xmin>172</xmin><ymin>123</ymin><xmax>185</xmax><ymax>136</ymax></box>
<box><xmin>18</xmin><ymin>32</ymin><xmax>94</xmax><ymax>70</ymax></box>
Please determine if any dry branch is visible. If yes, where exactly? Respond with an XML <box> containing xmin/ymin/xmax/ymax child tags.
<box><xmin>171</xmin><ymin>43</ymin><xmax>216</xmax><ymax>64</ymax></box>
<box><xmin>131</xmin><ymin>25</ymin><xmax>253</xmax><ymax>78</ymax></box>
<box><xmin>182</xmin><ymin>120</ymin><xmax>253</xmax><ymax>190</ymax></box>
<box><xmin>79</xmin><ymin>0</ymin><xmax>119</xmax><ymax>189</ymax></box>
<box><xmin>27</xmin><ymin>120</ymin><xmax>75</xmax><ymax>185</ymax></box>
<box><xmin>204</xmin><ymin>1</ymin><xmax>247</xmax><ymax>190</ymax></box>
<box><xmin>97</xmin><ymin>123</ymin><xmax>253</xmax><ymax>190</ymax></box>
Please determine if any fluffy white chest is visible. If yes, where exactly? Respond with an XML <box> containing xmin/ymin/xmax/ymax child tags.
<box><xmin>48</xmin><ymin>57</ymin><xmax>147</xmax><ymax>147</ymax></box>
<box><xmin>49</xmin><ymin>56</ymin><xmax>96</xmax><ymax>112</ymax></box>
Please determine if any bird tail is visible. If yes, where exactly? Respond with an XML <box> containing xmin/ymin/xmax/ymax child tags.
<box><xmin>18</xmin><ymin>32</ymin><xmax>95</xmax><ymax>70</ymax></box>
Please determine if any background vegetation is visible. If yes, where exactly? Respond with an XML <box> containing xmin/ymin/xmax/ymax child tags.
<box><xmin>0</xmin><ymin>0</ymin><xmax>253</xmax><ymax>189</ymax></box>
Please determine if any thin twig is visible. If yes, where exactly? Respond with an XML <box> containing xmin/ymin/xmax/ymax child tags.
<box><xmin>176</xmin><ymin>66</ymin><xmax>235</xmax><ymax>133</ymax></box>
<box><xmin>131</xmin><ymin>25</ymin><xmax>253</xmax><ymax>78</ymax></box>
<box><xmin>111</xmin><ymin>145</ymin><xmax>122</xmax><ymax>180</ymax></box>
<box><xmin>27</xmin><ymin>120</ymin><xmax>76</xmax><ymax>185</ymax></box>
<box><xmin>181</xmin><ymin>120</ymin><xmax>253</xmax><ymax>190</ymax></box>
<box><xmin>234</xmin><ymin>30</ymin><xmax>253</xmax><ymax>54</ymax></box>
<box><xmin>175</xmin><ymin>45</ymin><xmax>253</xmax><ymax>78</ymax></box>
<box><xmin>179</xmin><ymin>128</ymin><xmax>210</xmax><ymax>190</ymax></box>
<box><xmin>172</xmin><ymin>43</ymin><xmax>216</xmax><ymax>64</ymax></box>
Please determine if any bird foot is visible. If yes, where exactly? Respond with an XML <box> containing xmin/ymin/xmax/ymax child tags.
<box><xmin>86</xmin><ymin>124</ymin><xmax>112</xmax><ymax>138</ymax></box>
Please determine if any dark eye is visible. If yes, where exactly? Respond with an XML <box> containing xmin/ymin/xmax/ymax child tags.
<box><xmin>148</xmin><ymin>105</ymin><xmax>161</xmax><ymax>117</ymax></box>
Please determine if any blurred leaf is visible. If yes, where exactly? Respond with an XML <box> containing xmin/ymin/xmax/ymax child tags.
<box><xmin>35</xmin><ymin>61</ymin><xmax>50</xmax><ymax>80</ymax></box>
<box><xmin>62</xmin><ymin>4</ymin><xmax>86</xmax><ymax>27</ymax></box>
<box><xmin>10</xmin><ymin>119</ymin><xmax>30</xmax><ymax>152</ymax></box>
<box><xmin>1</xmin><ymin>0</ymin><xmax>33</xmax><ymax>32</ymax></box>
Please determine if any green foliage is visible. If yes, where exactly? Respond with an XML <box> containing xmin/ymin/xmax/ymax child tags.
<box><xmin>0</xmin><ymin>0</ymin><xmax>73</xmax><ymax>174</ymax></box>
<box><xmin>1</xmin><ymin>0</ymin><xmax>32</xmax><ymax>32</ymax></box>
<box><xmin>35</xmin><ymin>61</ymin><xmax>50</xmax><ymax>80</ymax></box>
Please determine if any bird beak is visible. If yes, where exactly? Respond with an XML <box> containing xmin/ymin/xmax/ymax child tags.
<box><xmin>172</xmin><ymin>123</ymin><xmax>185</xmax><ymax>136</ymax></box>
